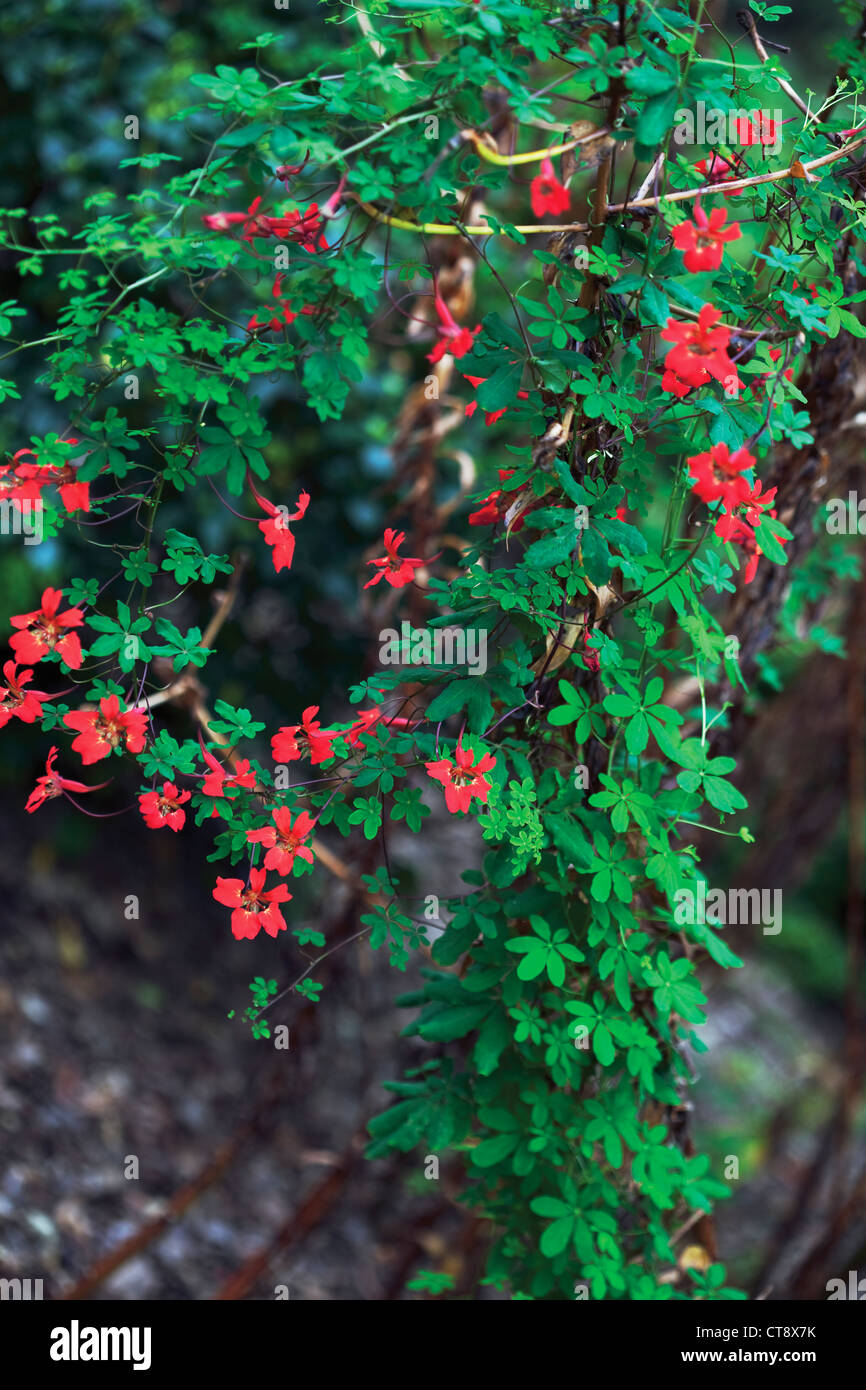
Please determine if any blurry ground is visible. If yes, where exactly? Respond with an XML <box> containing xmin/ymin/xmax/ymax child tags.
<box><xmin>0</xmin><ymin>797</ymin><xmax>482</xmax><ymax>1301</ymax></box>
<box><xmin>697</xmin><ymin>962</ymin><xmax>852</xmax><ymax>1296</ymax></box>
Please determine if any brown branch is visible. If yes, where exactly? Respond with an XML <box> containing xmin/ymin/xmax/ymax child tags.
<box><xmin>137</xmin><ymin>555</ymin><xmax>246</xmax><ymax>714</ymax></box>
<box><xmin>738</xmin><ymin>10</ymin><xmax>813</xmax><ymax>121</ymax></box>
<box><xmin>607</xmin><ymin>135</ymin><xmax>866</xmax><ymax>211</ymax></box>
<box><xmin>749</xmin><ymin>1097</ymin><xmax>846</xmax><ymax>1297</ymax></box>
<box><xmin>842</xmin><ymin>557</ymin><xmax>866</xmax><ymax>1120</ymax></box>
<box><xmin>200</xmin><ymin>555</ymin><xmax>247</xmax><ymax>648</ymax></box>
<box><xmin>578</xmin><ymin>89</ymin><xmax>621</xmax><ymax>314</ymax></box>
<box><xmin>59</xmin><ymin>1085</ymin><xmax>276</xmax><ymax>1300</ymax></box>
<box><xmin>787</xmin><ymin>1160</ymin><xmax>866</xmax><ymax>1298</ymax></box>
<box><xmin>211</xmin><ymin>1131</ymin><xmax>363</xmax><ymax>1299</ymax></box>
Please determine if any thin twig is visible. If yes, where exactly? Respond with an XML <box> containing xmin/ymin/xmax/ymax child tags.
<box><xmin>353</xmin><ymin>134</ymin><xmax>866</xmax><ymax>237</ymax></box>
<box><xmin>737</xmin><ymin>11</ymin><xmax>813</xmax><ymax>122</ymax></box>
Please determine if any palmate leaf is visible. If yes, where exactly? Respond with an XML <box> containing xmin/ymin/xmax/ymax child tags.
<box><xmin>547</xmin><ymin>680</ymin><xmax>583</xmax><ymax>725</ymax></box>
<box><xmin>425</xmin><ymin>678</ymin><xmax>492</xmax><ymax>732</ymax></box>
<box><xmin>150</xmin><ymin>620</ymin><xmax>213</xmax><ymax>672</ymax></box>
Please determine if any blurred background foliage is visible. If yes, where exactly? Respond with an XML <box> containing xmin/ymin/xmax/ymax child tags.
<box><xmin>0</xmin><ymin>0</ymin><xmax>863</xmax><ymax>1297</ymax></box>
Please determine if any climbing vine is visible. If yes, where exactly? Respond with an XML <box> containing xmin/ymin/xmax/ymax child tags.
<box><xmin>3</xmin><ymin>0</ymin><xmax>866</xmax><ymax>1299</ymax></box>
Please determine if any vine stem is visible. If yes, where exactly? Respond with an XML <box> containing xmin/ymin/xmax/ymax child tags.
<box><xmin>352</xmin><ymin>133</ymin><xmax>866</xmax><ymax>236</ymax></box>
<box><xmin>461</xmin><ymin>125</ymin><xmax>611</xmax><ymax>166</ymax></box>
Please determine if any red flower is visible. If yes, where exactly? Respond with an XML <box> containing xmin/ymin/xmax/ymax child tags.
<box><xmin>202</xmin><ymin>197</ymin><xmax>267</xmax><ymax>236</ymax></box>
<box><xmin>713</xmin><ymin>510</ymin><xmax>747</xmax><ymax>544</ymax></box>
<box><xmin>468</xmin><ymin>493</ymin><xmax>506</xmax><ymax>526</ymax></box>
<box><xmin>200</xmin><ymin>744</ymin><xmax>258</xmax><ymax>799</ymax></box>
<box><xmin>212</xmin><ymin>865</ymin><xmax>291</xmax><ymax>940</ymax></box>
<box><xmin>12</xmin><ymin>440</ymin><xmax>90</xmax><ymax>513</ymax></box>
<box><xmin>202</xmin><ymin>197</ymin><xmax>326</xmax><ymax>252</ymax></box>
<box><xmin>64</xmin><ymin>693</ymin><xmax>147</xmax><ymax>765</ymax></box>
<box><xmin>248</xmin><ymin>307</ymin><xmax>295</xmax><ymax>334</ymax></box>
<box><xmin>425</xmin><ymin>739</ymin><xmax>496</xmax><ymax>814</ymax></box>
<box><xmin>275</xmin><ymin>162</ymin><xmax>308</xmax><ymax>181</ymax></box>
<box><xmin>463</xmin><ymin>374</ymin><xmax>529</xmax><ymax>426</ymax></box>
<box><xmin>271</xmin><ymin>706</ymin><xmax>338</xmax><ymax>765</ymax></box>
<box><xmin>0</xmin><ymin>462</ymin><xmax>29</xmax><ymax>499</ymax></box>
<box><xmin>660</xmin><ymin>305</ymin><xmax>741</xmax><ymax>390</ymax></box>
<box><xmin>364</xmin><ymin>529</ymin><xmax>425</xmax><ymax>589</ymax></box>
<box><xmin>467</xmin><ymin>469</ymin><xmax>527</xmax><ymax>531</ymax></box>
<box><xmin>344</xmin><ymin>706</ymin><xmax>414</xmax><ymax>748</ymax></box>
<box><xmin>252</xmin><ymin>484</ymin><xmax>310</xmax><ymax>574</ymax></box>
<box><xmin>0</xmin><ymin>660</ymin><xmax>48</xmax><ymax>729</ymax></box>
<box><xmin>741</xmin><ymin>478</ymin><xmax>778</xmax><ymax>526</ymax></box>
<box><xmin>139</xmin><ymin>780</ymin><xmax>191</xmax><ymax>832</ymax></box>
<box><xmin>10</xmin><ymin>446</ymin><xmax>39</xmax><ymax>474</ymax></box>
<box><xmin>54</xmin><ymin>466</ymin><xmax>90</xmax><ymax>513</ymax></box>
<box><xmin>694</xmin><ymin>154</ymin><xmax>744</xmax><ymax>197</ymax></box>
<box><xmin>714</xmin><ymin>508</ymin><xmax>787</xmax><ymax>584</ymax></box>
<box><xmin>581</xmin><ymin>629</ymin><xmax>600</xmax><ymax>674</ymax></box>
<box><xmin>660</xmin><ymin>369</ymin><xmax>694</xmax><ymax>399</ymax></box>
<box><xmin>267</xmin><ymin>203</ymin><xmax>327</xmax><ymax>252</ymax></box>
<box><xmin>247</xmin><ymin>273</ymin><xmax>315</xmax><ymax>333</ymax></box>
<box><xmin>246</xmin><ymin>807</ymin><xmax>316</xmax><ymax>875</ymax></box>
<box><xmin>427</xmin><ymin>294</ymin><xmax>480</xmax><ymax>364</ymax></box>
<box><xmin>687</xmin><ymin>442</ymin><xmax>755</xmax><ymax>512</ymax></box>
<box><xmin>671</xmin><ymin>201</ymin><xmax>741</xmax><ymax>273</ymax></box>
<box><xmin>530</xmin><ymin>157</ymin><xmax>570</xmax><ymax>218</ymax></box>
<box><xmin>10</xmin><ymin>587</ymin><xmax>85</xmax><ymax>670</ymax></box>
<box><xmin>25</xmin><ymin>745</ymin><xmax>109</xmax><ymax>813</ymax></box>
<box><xmin>734</xmin><ymin>111</ymin><xmax>787</xmax><ymax>148</ymax></box>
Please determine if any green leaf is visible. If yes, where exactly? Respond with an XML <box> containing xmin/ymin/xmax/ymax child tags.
<box><xmin>426</xmin><ymin>679</ymin><xmax>493</xmax><ymax>732</ymax></box>
<box><xmin>417</xmin><ymin>1002</ymin><xmax>491</xmax><ymax>1042</ymax></box>
<box><xmin>474</xmin><ymin>1009</ymin><xmax>511</xmax><ymax>1076</ymax></box>
<box><xmin>635</xmin><ymin>89</ymin><xmax>679</xmax><ymax>153</ymax></box>
<box><xmin>625</xmin><ymin>711</ymin><xmax>649</xmax><ymax>755</ymax></box>
<box><xmin>753</xmin><ymin>513</ymin><xmax>790</xmax><ymax>565</ymax></box>
<box><xmin>546</xmin><ymin>814</ymin><xmax>595</xmax><ymax>870</ymax></box>
<box><xmin>473</xmin><ymin>1132</ymin><xmax>520</xmax><ymax>1167</ymax></box>
<box><xmin>704</xmin><ymin>775</ymin><xmax>748</xmax><ymax>813</ymax></box>
<box><xmin>581</xmin><ymin>527</ymin><xmax>612</xmax><ymax>584</ymax></box>
<box><xmin>476</xmin><ymin>359</ymin><xmax>524</xmax><ymax>413</ymax></box>
<box><xmin>593</xmin><ymin>1023</ymin><xmax>615</xmax><ymax>1066</ymax></box>
<box><xmin>540</xmin><ymin>1215</ymin><xmax>574</xmax><ymax>1257</ymax></box>
<box><xmin>639</xmin><ymin>281</ymin><xmax>670</xmax><ymax>327</ymax></box>
<box><xmin>523</xmin><ymin>528</ymin><xmax>577</xmax><ymax>568</ymax></box>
